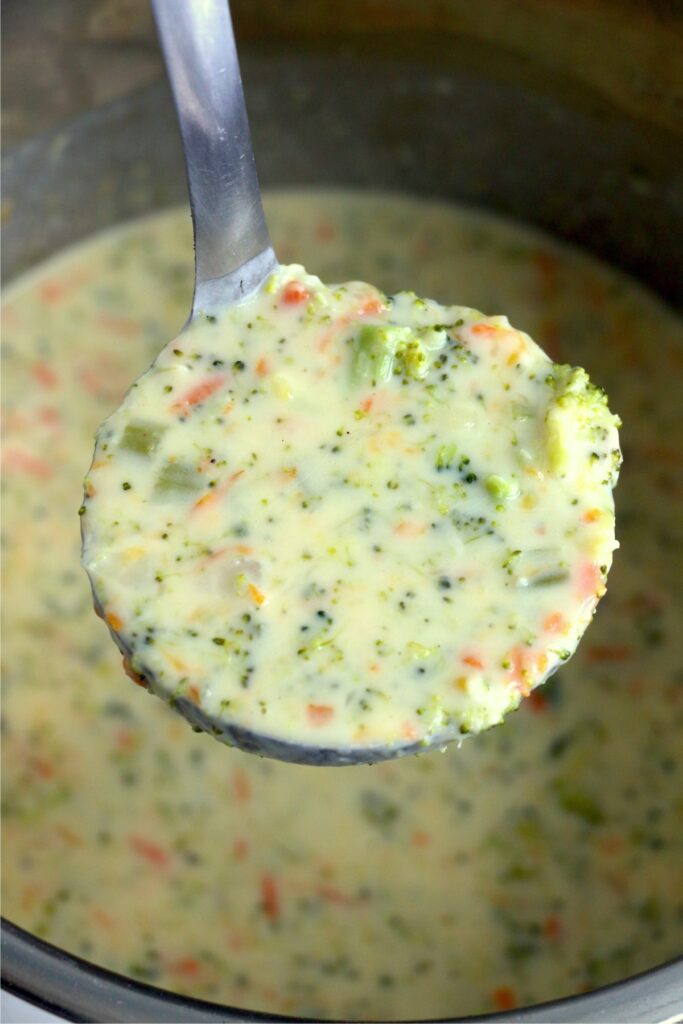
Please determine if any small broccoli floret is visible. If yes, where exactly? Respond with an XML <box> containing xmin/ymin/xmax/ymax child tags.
<box><xmin>349</xmin><ymin>324</ymin><xmax>448</xmax><ymax>386</ymax></box>
<box><xmin>349</xmin><ymin>325</ymin><xmax>412</xmax><ymax>385</ymax></box>
<box><xmin>544</xmin><ymin>364</ymin><xmax>621</xmax><ymax>482</ymax></box>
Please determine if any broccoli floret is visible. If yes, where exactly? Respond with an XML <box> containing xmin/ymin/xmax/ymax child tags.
<box><xmin>544</xmin><ymin>364</ymin><xmax>621</xmax><ymax>481</ymax></box>
<box><xmin>349</xmin><ymin>325</ymin><xmax>412</xmax><ymax>385</ymax></box>
<box><xmin>349</xmin><ymin>324</ymin><xmax>448</xmax><ymax>386</ymax></box>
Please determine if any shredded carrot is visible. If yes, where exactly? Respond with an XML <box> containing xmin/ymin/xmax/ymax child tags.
<box><xmin>598</xmin><ymin>834</ymin><xmax>625</xmax><ymax>856</ymax></box>
<box><xmin>506</xmin><ymin>345</ymin><xmax>525</xmax><ymax>366</ymax></box>
<box><xmin>187</xmin><ymin>684</ymin><xmax>201</xmax><ymax>704</ymax></box>
<box><xmin>543</xmin><ymin>914</ymin><xmax>562</xmax><ymax>940</ymax></box>
<box><xmin>393</xmin><ymin>521</ymin><xmax>427</xmax><ymax>538</ymax></box>
<box><xmin>470</xmin><ymin>322</ymin><xmax>498</xmax><ymax>337</ymax></box>
<box><xmin>163</xmin><ymin>650</ymin><xmax>189</xmax><ymax>673</ymax></box>
<box><xmin>191</xmin><ymin>469</ymin><xmax>244</xmax><ymax>515</ymax></box>
<box><xmin>232</xmin><ymin>768</ymin><xmax>252</xmax><ymax>804</ymax></box>
<box><xmin>582</xmin><ymin>508</ymin><xmax>602</xmax><ymax>524</ymax></box>
<box><xmin>38</xmin><ymin>405</ymin><xmax>61</xmax><ymax>425</ymax></box>
<box><xmin>38</xmin><ymin>280</ymin><xmax>68</xmax><ymax>304</ymax></box>
<box><xmin>543</xmin><ymin>611</ymin><xmax>566</xmax><ymax>634</ymax></box>
<box><xmin>491</xmin><ymin>986</ymin><xmax>518</xmax><ymax>1012</ymax></box>
<box><xmin>55</xmin><ymin>824</ymin><xmax>84</xmax><ymax>847</ymax></box>
<box><xmin>506</xmin><ymin>645</ymin><xmax>532</xmax><ymax>696</ymax></box>
<box><xmin>318</xmin><ymin>884</ymin><xmax>353</xmax><ymax>905</ymax></box>
<box><xmin>401</xmin><ymin>720</ymin><xmax>418</xmax><ymax>741</ymax></box>
<box><xmin>31</xmin><ymin>362</ymin><xmax>58</xmax><ymax>388</ymax></box>
<box><xmin>281</xmin><ymin>280</ymin><xmax>310</xmax><ymax>305</ymax></box>
<box><xmin>411</xmin><ymin>829</ymin><xmax>431</xmax><ymax>848</ymax></box>
<box><xmin>31</xmin><ymin>756</ymin><xmax>55</xmax><ymax>780</ymax></box>
<box><xmin>248</xmin><ymin>583</ymin><xmax>266</xmax><ymax>606</ymax></box>
<box><xmin>172</xmin><ymin>374</ymin><xmax>226</xmax><ymax>413</ymax></box>
<box><xmin>169</xmin><ymin>956</ymin><xmax>201</xmax><ymax>978</ymax></box>
<box><xmin>314</xmin><ymin>221</ymin><xmax>336</xmax><ymax>243</ymax></box>
<box><xmin>20</xmin><ymin>885</ymin><xmax>41</xmax><ymax>913</ymax></box>
<box><xmin>307</xmin><ymin>703</ymin><xmax>334</xmax><ymax>726</ymax></box>
<box><xmin>255</xmin><ymin>356</ymin><xmax>270</xmax><ymax>377</ymax></box>
<box><xmin>2</xmin><ymin>446</ymin><xmax>54</xmax><ymax>479</ymax></box>
<box><xmin>360</xmin><ymin>394</ymin><xmax>375</xmax><ymax>413</ymax></box>
<box><xmin>317</xmin><ymin>293</ymin><xmax>386</xmax><ymax>351</ymax></box>
<box><xmin>105</xmin><ymin>611</ymin><xmax>124</xmax><ymax>631</ymax></box>
<box><xmin>462</xmin><ymin>652</ymin><xmax>485</xmax><ymax>670</ymax></box>
<box><xmin>358</xmin><ymin>296</ymin><xmax>385</xmax><ymax>317</ymax></box>
<box><xmin>115</xmin><ymin>728</ymin><xmax>136</xmax><ymax>752</ymax></box>
<box><xmin>577</xmin><ymin>561</ymin><xmax>605</xmax><ymax>601</ymax></box>
<box><xmin>129</xmin><ymin>835</ymin><xmax>169</xmax><ymax>869</ymax></box>
<box><xmin>95</xmin><ymin>312</ymin><xmax>141</xmax><ymax>338</ymax></box>
<box><xmin>260</xmin><ymin>873</ymin><xmax>281</xmax><ymax>922</ymax></box>
<box><xmin>92</xmin><ymin>908</ymin><xmax>117</xmax><ymax>931</ymax></box>
<box><xmin>122</xmin><ymin>654</ymin><xmax>147</xmax><ymax>688</ymax></box>
<box><xmin>232</xmin><ymin>836</ymin><xmax>250</xmax><ymax>860</ymax></box>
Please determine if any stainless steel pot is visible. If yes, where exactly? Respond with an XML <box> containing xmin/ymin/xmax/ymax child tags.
<box><xmin>2</xmin><ymin>2</ymin><xmax>682</xmax><ymax>1020</ymax></box>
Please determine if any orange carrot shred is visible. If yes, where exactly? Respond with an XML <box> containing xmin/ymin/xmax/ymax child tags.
<box><xmin>543</xmin><ymin>612</ymin><xmax>566</xmax><ymax>634</ymax></box>
<box><xmin>129</xmin><ymin>835</ymin><xmax>169</xmax><ymax>869</ymax></box>
<box><xmin>232</xmin><ymin>768</ymin><xmax>252</xmax><ymax>804</ymax></box>
<box><xmin>282</xmin><ymin>280</ymin><xmax>310</xmax><ymax>305</ymax></box>
<box><xmin>232</xmin><ymin>836</ymin><xmax>249</xmax><ymax>861</ymax></box>
<box><xmin>172</xmin><ymin>374</ymin><xmax>226</xmax><ymax>413</ymax></box>
<box><xmin>492</xmin><ymin>986</ymin><xmax>518</xmax><ymax>1011</ymax></box>
<box><xmin>31</xmin><ymin>362</ymin><xmax>59</xmax><ymax>388</ymax></box>
<box><xmin>3</xmin><ymin>447</ymin><xmax>54</xmax><ymax>479</ymax></box>
<box><xmin>307</xmin><ymin>704</ymin><xmax>334</xmax><ymax>726</ymax></box>
<box><xmin>105</xmin><ymin>611</ymin><xmax>124</xmax><ymax>632</ymax></box>
<box><xmin>170</xmin><ymin>956</ymin><xmax>202</xmax><ymax>978</ymax></box>
<box><xmin>260</xmin><ymin>873</ymin><xmax>281</xmax><ymax>922</ymax></box>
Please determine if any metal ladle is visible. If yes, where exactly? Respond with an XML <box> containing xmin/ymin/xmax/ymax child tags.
<box><xmin>149</xmin><ymin>0</ymin><xmax>451</xmax><ymax>766</ymax></box>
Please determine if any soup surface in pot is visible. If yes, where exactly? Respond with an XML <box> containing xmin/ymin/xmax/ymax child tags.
<box><xmin>2</xmin><ymin>190</ymin><xmax>682</xmax><ymax>1021</ymax></box>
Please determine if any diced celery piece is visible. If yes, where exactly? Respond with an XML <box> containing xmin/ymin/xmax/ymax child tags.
<box><xmin>155</xmin><ymin>461</ymin><xmax>201</xmax><ymax>496</ymax></box>
<box><xmin>120</xmin><ymin>421</ymin><xmax>166</xmax><ymax>456</ymax></box>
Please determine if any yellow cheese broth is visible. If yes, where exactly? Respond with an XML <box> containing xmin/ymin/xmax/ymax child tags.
<box><xmin>2</xmin><ymin>191</ymin><xmax>682</xmax><ymax>1020</ymax></box>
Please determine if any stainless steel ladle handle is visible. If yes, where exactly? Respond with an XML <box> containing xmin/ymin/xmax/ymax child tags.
<box><xmin>150</xmin><ymin>0</ymin><xmax>277</xmax><ymax>316</ymax></box>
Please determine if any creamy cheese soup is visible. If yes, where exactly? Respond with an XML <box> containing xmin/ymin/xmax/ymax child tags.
<box><xmin>81</xmin><ymin>263</ymin><xmax>619</xmax><ymax>757</ymax></box>
<box><xmin>2</xmin><ymin>192</ymin><xmax>682</xmax><ymax>1019</ymax></box>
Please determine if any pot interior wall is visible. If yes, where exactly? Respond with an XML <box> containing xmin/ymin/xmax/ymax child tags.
<box><xmin>3</xmin><ymin>36</ymin><xmax>682</xmax><ymax>305</ymax></box>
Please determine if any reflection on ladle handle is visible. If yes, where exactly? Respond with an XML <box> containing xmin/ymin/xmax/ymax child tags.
<box><xmin>150</xmin><ymin>0</ymin><xmax>277</xmax><ymax>315</ymax></box>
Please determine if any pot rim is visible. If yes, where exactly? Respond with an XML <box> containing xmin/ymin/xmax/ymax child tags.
<box><xmin>2</xmin><ymin>917</ymin><xmax>682</xmax><ymax>1023</ymax></box>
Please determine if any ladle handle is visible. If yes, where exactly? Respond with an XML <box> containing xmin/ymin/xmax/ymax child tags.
<box><xmin>150</xmin><ymin>0</ymin><xmax>276</xmax><ymax>313</ymax></box>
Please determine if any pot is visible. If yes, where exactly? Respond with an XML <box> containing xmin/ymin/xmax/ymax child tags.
<box><xmin>2</xmin><ymin>2</ymin><xmax>682</xmax><ymax>1020</ymax></box>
